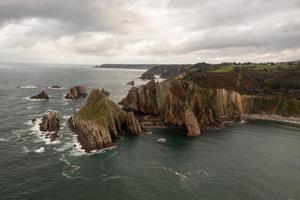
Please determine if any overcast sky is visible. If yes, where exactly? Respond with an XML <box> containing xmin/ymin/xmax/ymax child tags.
<box><xmin>0</xmin><ymin>0</ymin><xmax>299</xmax><ymax>64</ymax></box>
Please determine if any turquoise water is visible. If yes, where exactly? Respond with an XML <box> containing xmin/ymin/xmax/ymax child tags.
<box><xmin>0</xmin><ymin>63</ymin><xmax>299</xmax><ymax>200</ymax></box>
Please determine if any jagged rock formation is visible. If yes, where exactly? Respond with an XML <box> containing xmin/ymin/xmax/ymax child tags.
<box><xmin>65</xmin><ymin>86</ymin><xmax>87</xmax><ymax>100</ymax></box>
<box><xmin>50</xmin><ymin>85</ymin><xmax>62</xmax><ymax>89</ymax></box>
<box><xmin>39</xmin><ymin>111</ymin><xmax>60</xmax><ymax>141</ymax></box>
<box><xmin>127</xmin><ymin>81</ymin><xmax>135</xmax><ymax>86</ymax></box>
<box><xmin>69</xmin><ymin>89</ymin><xmax>143</xmax><ymax>152</ymax></box>
<box><xmin>100</xmin><ymin>88</ymin><xmax>110</xmax><ymax>96</ymax></box>
<box><xmin>120</xmin><ymin>76</ymin><xmax>299</xmax><ymax>136</ymax></box>
<box><xmin>30</xmin><ymin>90</ymin><xmax>49</xmax><ymax>100</ymax></box>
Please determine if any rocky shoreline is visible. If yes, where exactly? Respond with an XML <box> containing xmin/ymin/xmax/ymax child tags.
<box><xmin>243</xmin><ymin>114</ymin><xmax>300</xmax><ymax>125</ymax></box>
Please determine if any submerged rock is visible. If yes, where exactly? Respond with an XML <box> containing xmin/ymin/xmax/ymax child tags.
<box><xmin>50</xmin><ymin>85</ymin><xmax>62</xmax><ymax>89</ymax></box>
<box><xmin>30</xmin><ymin>90</ymin><xmax>49</xmax><ymax>100</ymax></box>
<box><xmin>127</xmin><ymin>81</ymin><xmax>135</xmax><ymax>86</ymax></box>
<box><xmin>65</xmin><ymin>86</ymin><xmax>87</xmax><ymax>100</ymax></box>
<box><xmin>39</xmin><ymin>111</ymin><xmax>60</xmax><ymax>141</ymax></box>
<box><xmin>69</xmin><ymin>89</ymin><xmax>143</xmax><ymax>152</ymax></box>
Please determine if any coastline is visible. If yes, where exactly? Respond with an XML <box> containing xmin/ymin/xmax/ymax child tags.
<box><xmin>242</xmin><ymin>114</ymin><xmax>300</xmax><ymax>125</ymax></box>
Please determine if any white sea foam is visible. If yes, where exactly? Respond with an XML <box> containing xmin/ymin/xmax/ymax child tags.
<box><xmin>158</xmin><ymin>166</ymin><xmax>188</xmax><ymax>181</ymax></box>
<box><xmin>22</xmin><ymin>146</ymin><xmax>30</xmax><ymax>153</ymax></box>
<box><xmin>20</xmin><ymin>85</ymin><xmax>38</xmax><ymax>89</ymax></box>
<box><xmin>89</xmin><ymin>145</ymin><xmax>117</xmax><ymax>155</ymax></box>
<box><xmin>146</xmin><ymin>131</ymin><xmax>152</xmax><ymax>135</ymax></box>
<box><xmin>197</xmin><ymin>170</ymin><xmax>209</xmax><ymax>176</ymax></box>
<box><xmin>103</xmin><ymin>175</ymin><xmax>125</xmax><ymax>182</ymax></box>
<box><xmin>63</xmin><ymin>115</ymin><xmax>71</xmax><ymax>120</ymax></box>
<box><xmin>24</xmin><ymin>97</ymin><xmax>47</xmax><ymax>102</ymax></box>
<box><xmin>34</xmin><ymin>147</ymin><xmax>45</xmax><ymax>153</ymax></box>
<box><xmin>0</xmin><ymin>138</ymin><xmax>9</xmax><ymax>142</ymax></box>
<box><xmin>157</xmin><ymin>138</ymin><xmax>167</xmax><ymax>143</ymax></box>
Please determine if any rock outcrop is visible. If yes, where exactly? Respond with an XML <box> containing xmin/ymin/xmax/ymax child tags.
<box><xmin>30</xmin><ymin>90</ymin><xmax>49</xmax><ymax>100</ymax></box>
<box><xmin>120</xmin><ymin>77</ymin><xmax>297</xmax><ymax>136</ymax></box>
<box><xmin>100</xmin><ymin>88</ymin><xmax>110</xmax><ymax>96</ymax></box>
<box><xmin>127</xmin><ymin>81</ymin><xmax>135</xmax><ymax>86</ymax></box>
<box><xmin>39</xmin><ymin>111</ymin><xmax>60</xmax><ymax>141</ymax></box>
<box><xmin>65</xmin><ymin>86</ymin><xmax>87</xmax><ymax>100</ymax></box>
<box><xmin>69</xmin><ymin>89</ymin><xmax>143</xmax><ymax>152</ymax></box>
<box><xmin>50</xmin><ymin>85</ymin><xmax>62</xmax><ymax>89</ymax></box>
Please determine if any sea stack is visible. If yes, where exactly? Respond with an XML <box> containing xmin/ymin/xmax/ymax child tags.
<box><xmin>69</xmin><ymin>89</ymin><xmax>143</xmax><ymax>152</ymax></box>
<box><xmin>39</xmin><ymin>111</ymin><xmax>60</xmax><ymax>141</ymax></box>
<box><xmin>30</xmin><ymin>90</ymin><xmax>49</xmax><ymax>100</ymax></box>
<box><xmin>65</xmin><ymin>86</ymin><xmax>87</xmax><ymax>100</ymax></box>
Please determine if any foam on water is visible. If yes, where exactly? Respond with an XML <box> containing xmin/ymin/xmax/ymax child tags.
<box><xmin>20</xmin><ymin>85</ymin><xmax>38</xmax><ymax>89</ymax></box>
<box><xmin>0</xmin><ymin>138</ymin><xmax>9</xmax><ymax>142</ymax></box>
<box><xmin>24</xmin><ymin>97</ymin><xmax>47</xmax><ymax>102</ymax></box>
<box><xmin>34</xmin><ymin>147</ymin><xmax>45</xmax><ymax>153</ymax></box>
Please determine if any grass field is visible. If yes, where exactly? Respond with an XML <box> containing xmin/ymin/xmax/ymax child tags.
<box><xmin>209</xmin><ymin>63</ymin><xmax>295</xmax><ymax>73</ymax></box>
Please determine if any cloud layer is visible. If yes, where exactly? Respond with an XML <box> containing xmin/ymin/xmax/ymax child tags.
<box><xmin>0</xmin><ymin>0</ymin><xmax>299</xmax><ymax>64</ymax></box>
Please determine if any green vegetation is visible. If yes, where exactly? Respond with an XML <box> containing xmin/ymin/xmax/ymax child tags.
<box><xmin>79</xmin><ymin>97</ymin><xmax>108</xmax><ymax>122</ymax></box>
<box><xmin>209</xmin><ymin>62</ymin><xmax>296</xmax><ymax>73</ymax></box>
<box><xmin>278</xmin><ymin>99</ymin><xmax>300</xmax><ymax>117</ymax></box>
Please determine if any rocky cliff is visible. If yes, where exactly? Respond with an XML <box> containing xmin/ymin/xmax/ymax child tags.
<box><xmin>69</xmin><ymin>89</ymin><xmax>143</xmax><ymax>152</ymax></box>
<box><xmin>120</xmin><ymin>77</ymin><xmax>298</xmax><ymax>136</ymax></box>
<box><xmin>39</xmin><ymin>111</ymin><xmax>60</xmax><ymax>141</ymax></box>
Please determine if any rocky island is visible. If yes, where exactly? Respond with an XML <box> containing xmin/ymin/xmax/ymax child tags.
<box><xmin>39</xmin><ymin>111</ymin><xmax>60</xmax><ymax>141</ymax></box>
<box><xmin>30</xmin><ymin>90</ymin><xmax>49</xmax><ymax>100</ymax></box>
<box><xmin>69</xmin><ymin>89</ymin><xmax>142</xmax><ymax>152</ymax></box>
<box><xmin>65</xmin><ymin>86</ymin><xmax>87</xmax><ymax>100</ymax></box>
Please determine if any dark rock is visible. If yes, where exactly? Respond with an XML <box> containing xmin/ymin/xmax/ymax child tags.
<box><xmin>39</xmin><ymin>111</ymin><xmax>60</xmax><ymax>142</ymax></box>
<box><xmin>68</xmin><ymin>89</ymin><xmax>143</xmax><ymax>152</ymax></box>
<box><xmin>30</xmin><ymin>90</ymin><xmax>49</xmax><ymax>100</ymax></box>
<box><xmin>32</xmin><ymin>118</ymin><xmax>37</xmax><ymax>124</ymax></box>
<box><xmin>50</xmin><ymin>85</ymin><xmax>61</xmax><ymax>89</ymax></box>
<box><xmin>100</xmin><ymin>88</ymin><xmax>110</xmax><ymax>96</ymax></box>
<box><xmin>127</xmin><ymin>81</ymin><xmax>135</xmax><ymax>86</ymax></box>
<box><xmin>65</xmin><ymin>86</ymin><xmax>87</xmax><ymax>100</ymax></box>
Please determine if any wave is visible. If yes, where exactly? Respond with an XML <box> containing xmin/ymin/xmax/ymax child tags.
<box><xmin>157</xmin><ymin>138</ymin><xmax>167</xmax><ymax>143</ymax></box>
<box><xmin>0</xmin><ymin>138</ymin><xmax>9</xmax><ymax>142</ymax></box>
<box><xmin>24</xmin><ymin>97</ymin><xmax>47</xmax><ymax>102</ymax></box>
<box><xmin>102</xmin><ymin>175</ymin><xmax>126</xmax><ymax>182</ymax></box>
<box><xmin>159</xmin><ymin>166</ymin><xmax>188</xmax><ymax>180</ymax></box>
<box><xmin>20</xmin><ymin>85</ymin><xmax>38</xmax><ymax>89</ymax></box>
<box><xmin>34</xmin><ymin>147</ymin><xmax>45</xmax><ymax>153</ymax></box>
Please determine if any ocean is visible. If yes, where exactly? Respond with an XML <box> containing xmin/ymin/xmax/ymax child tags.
<box><xmin>0</xmin><ymin>63</ymin><xmax>299</xmax><ymax>200</ymax></box>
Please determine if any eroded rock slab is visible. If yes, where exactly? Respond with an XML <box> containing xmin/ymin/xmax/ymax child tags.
<box><xmin>65</xmin><ymin>86</ymin><xmax>87</xmax><ymax>100</ymax></box>
<box><xmin>30</xmin><ymin>90</ymin><xmax>49</xmax><ymax>100</ymax></box>
<box><xmin>69</xmin><ymin>89</ymin><xmax>143</xmax><ymax>152</ymax></box>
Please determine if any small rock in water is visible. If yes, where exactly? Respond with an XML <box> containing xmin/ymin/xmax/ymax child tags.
<box><xmin>30</xmin><ymin>90</ymin><xmax>49</xmax><ymax>100</ymax></box>
<box><xmin>65</xmin><ymin>86</ymin><xmax>87</xmax><ymax>100</ymax></box>
<box><xmin>127</xmin><ymin>80</ymin><xmax>135</xmax><ymax>86</ymax></box>
<box><xmin>50</xmin><ymin>85</ymin><xmax>62</xmax><ymax>89</ymax></box>
<box><xmin>32</xmin><ymin>118</ymin><xmax>37</xmax><ymax>124</ymax></box>
<box><xmin>157</xmin><ymin>138</ymin><xmax>167</xmax><ymax>143</ymax></box>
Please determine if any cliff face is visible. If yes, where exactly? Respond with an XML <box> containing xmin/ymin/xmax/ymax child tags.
<box><xmin>120</xmin><ymin>79</ymin><xmax>291</xmax><ymax>136</ymax></box>
<box><xmin>69</xmin><ymin>89</ymin><xmax>143</xmax><ymax>152</ymax></box>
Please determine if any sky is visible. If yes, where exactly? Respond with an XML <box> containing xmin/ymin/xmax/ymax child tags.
<box><xmin>0</xmin><ymin>0</ymin><xmax>299</xmax><ymax>64</ymax></box>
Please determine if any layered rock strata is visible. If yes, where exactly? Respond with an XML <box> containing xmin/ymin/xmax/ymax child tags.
<box><xmin>120</xmin><ymin>79</ymin><xmax>296</xmax><ymax>136</ymax></box>
<box><xmin>39</xmin><ymin>111</ymin><xmax>60</xmax><ymax>141</ymax></box>
<box><xmin>69</xmin><ymin>89</ymin><xmax>143</xmax><ymax>152</ymax></box>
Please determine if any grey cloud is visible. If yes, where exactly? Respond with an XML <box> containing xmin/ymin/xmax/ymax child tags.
<box><xmin>0</xmin><ymin>0</ymin><xmax>299</xmax><ymax>63</ymax></box>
